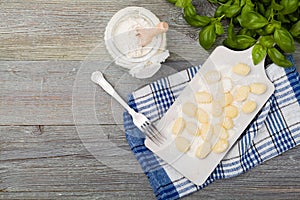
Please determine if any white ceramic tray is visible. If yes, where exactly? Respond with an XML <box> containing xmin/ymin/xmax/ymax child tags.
<box><xmin>145</xmin><ymin>46</ymin><xmax>275</xmax><ymax>185</ymax></box>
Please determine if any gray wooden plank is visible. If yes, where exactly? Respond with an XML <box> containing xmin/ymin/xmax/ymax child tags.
<box><xmin>0</xmin><ymin>60</ymin><xmax>200</xmax><ymax>125</ymax></box>
<box><xmin>0</xmin><ymin>126</ymin><xmax>299</xmax><ymax>199</ymax></box>
<box><xmin>1</xmin><ymin>0</ymin><xmax>299</xmax><ymax>64</ymax></box>
<box><xmin>0</xmin><ymin>0</ymin><xmax>207</xmax><ymax>61</ymax></box>
<box><xmin>1</xmin><ymin>0</ymin><xmax>300</xmax><ymax>199</ymax></box>
<box><xmin>1</xmin><ymin>58</ymin><xmax>299</xmax><ymax>126</ymax></box>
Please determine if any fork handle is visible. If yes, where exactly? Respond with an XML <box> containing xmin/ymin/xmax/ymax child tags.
<box><xmin>97</xmin><ymin>75</ymin><xmax>136</xmax><ymax>115</ymax></box>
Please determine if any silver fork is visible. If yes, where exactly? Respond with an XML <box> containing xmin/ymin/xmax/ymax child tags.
<box><xmin>91</xmin><ymin>71</ymin><xmax>165</xmax><ymax>145</ymax></box>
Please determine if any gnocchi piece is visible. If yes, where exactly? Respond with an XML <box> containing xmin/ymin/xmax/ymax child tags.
<box><xmin>222</xmin><ymin>117</ymin><xmax>234</xmax><ymax>130</ymax></box>
<box><xmin>172</xmin><ymin>117</ymin><xmax>185</xmax><ymax>136</ymax></box>
<box><xmin>182</xmin><ymin>102</ymin><xmax>197</xmax><ymax>117</ymax></box>
<box><xmin>222</xmin><ymin>77</ymin><xmax>233</xmax><ymax>93</ymax></box>
<box><xmin>232</xmin><ymin>63</ymin><xmax>251</xmax><ymax>76</ymax></box>
<box><xmin>235</xmin><ymin>85</ymin><xmax>250</xmax><ymax>102</ymax></box>
<box><xmin>200</xmin><ymin>123</ymin><xmax>213</xmax><ymax>141</ymax></box>
<box><xmin>175</xmin><ymin>136</ymin><xmax>191</xmax><ymax>153</ymax></box>
<box><xmin>222</xmin><ymin>92</ymin><xmax>234</xmax><ymax>107</ymax></box>
<box><xmin>224</xmin><ymin>105</ymin><xmax>238</xmax><ymax>118</ymax></box>
<box><xmin>250</xmin><ymin>83</ymin><xmax>267</xmax><ymax>95</ymax></box>
<box><xmin>212</xmin><ymin>101</ymin><xmax>223</xmax><ymax>117</ymax></box>
<box><xmin>212</xmin><ymin>139</ymin><xmax>229</xmax><ymax>153</ymax></box>
<box><xmin>204</xmin><ymin>70</ymin><xmax>221</xmax><ymax>84</ymax></box>
<box><xmin>185</xmin><ymin>121</ymin><xmax>201</xmax><ymax>136</ymax></box>
<box><xmin>213</xmin><ymin>124</ymin><xmax>229</xmax><ymax>140</ymax></box>
<box><xmin>195</xmin><ymin>141</ymin><xmax>212</xmax><ymax>159</ymax></box>
<box><xmin>195</xmin><ymin>91</ymin><xmax>213</xmax><ymax>104</ymax></box>
<box><xmin>242</xmin><ymin>100</ymin><xmax>257</xmax><ymax>113</ymax></box>
<box><xmin>196</xmin><ymin>108</ymin><xmax>209</xmax><ymax>123</ymax></box>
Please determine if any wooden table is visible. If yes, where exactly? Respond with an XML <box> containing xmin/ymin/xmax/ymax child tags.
<box><xmin>1</xmin><ymin>1</ymin><xmax>299</xmax><ymax>199</ymax></box>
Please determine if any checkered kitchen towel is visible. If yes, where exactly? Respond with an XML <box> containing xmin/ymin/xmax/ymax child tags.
<box><xmin>123</xmin><ymin>55</ymin><xmax>300</xmax><ymax>200</ymax></box>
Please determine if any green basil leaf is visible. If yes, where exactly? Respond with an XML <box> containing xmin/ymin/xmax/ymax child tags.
<box><xmin>233</xmin><ymin>0</ymin><xmax>240</xmax><ymax>5</ymax></box>
<box><xmin>238</xmin><ymin>11</ymin><xmax>268</xmax><ymax>29</ymax></box>
<box><xmin>224</xmin><ymin>35</ymin><xmax>256</xmax><ymax>50</ymax></box>
<box><xmin>274</xmin><ymin>28</ymin><xmax>295</xmax><ymax>53</ymax></box>
<box><xmin>241</xmin><ymin>0</ymin><xmax>255</xmax><ymax>14</ymax></box>
<box><xmin>277</xmin><ymin>13</ymin><xmax>291</xmax><ymax>23</ymax></box>
<box><xmin>227</xmin><ymin>20</ymin><xmax>235</xmax><ymax>40</ymax></box>
<box><xmin>264</xmin><ymin>24</ymin><xmax>275</xmax><ymax>34</ymax></box>
<box><xmin>271</xmin><ymin>20</ymin><xmax>282</xmax><ymax>29</ymax></box>
<box><xmin>259</xmin><ymin>35</ymin><xmax>274</xmax><ymax>48</ymax></box>
<box><xmin>184</xmin><ymin>15</ymin><xmax>212</xmax><ymax>27</ymax></box>
<box><xmin>252</xmin><ymin>44</ymin><xmax>267</xmax><ymax>65</ymax></box>
<box><xmin>280</xmin><ymin>0</ymin><xmax>299</xmax><ymax>15</ymax></box>
<box><xmin>264</xmin><ymin>6</ymin><xmax>272</xmax><ymax>19</ymax></box>
<box><xmin>214</xmin><ymin>21</ymin><xmax>224</xmax><ymax>35</ymax></box>
<box><xmin>224</xmin><ymin>5</ymin><xmax>241</xmax><ymax>18</ymax></box>
<box><xmin>167</xmin><ymin>0</ymin><xmax>178</xmax><ymax>4</ymax></box>
<box><xmin>271</xmin><ymin>0</ymin><xmax>284</xmax><ymax>11</ymax></box>
<box><xmin>261</xmin><ymin>21</ymin><xmax>280</xmax><ymax>35</ymax></box>
<box><xmin>214</xmin><ymin>5</ymin><xmax>225</xmax><ymax>17</ymax></box>
<box><xmin>267</xmin><ymin>47</ymin><xmax>293</xmax><ymax>67</ymax></box>
<box><xmin>290</xmin><ymin>20</ymin><xmax>300</xmax><ymax>38</ymax></box>
<box><xmin>256</xmin><ymin>28</ymin><xmax>269</xmax><ymax>36</ymax></box>
<box><xmin>215</xmin><ymin>1</ymin><xmax>233</xmax><ymax>18</ymax></box>
<box><xmin>235</xmin><ymin>35</ymin><xmax>256</xmax><ymax>49</ymax></box>
<box><xmin>184</xmin><ymin>5</ymin><xmax>196</xmax><ymax>17</ymax></box>
<box><xmin>223</xmin><ymin>38</ymin><xmax>238</xmax><ymax>49</ymax></box>
<box><xmin>240</xmin><ymin>0</ymin><xmax>246</xmax><ymax>7</ymax></box>
<box><xmin>288</xmin><ymin>13</ymin><xmax>299</xmax><ymax>22</ymax></box>
<box><xmin>257</xmin><ymin>2</ymin><xmax>265</xmax><ymax>14</ymax></box>
<box><xmin>238</xmin><ymin>28</ymin><xmax>257</xmax><ymax>37</ymax></box>
<box><xmin>199</xmin><ymin>24</ymin><xmax>217</xmax><ymax>50</ymax></box>
<box><xmin>175</xmin><ymin>0</ymin><xmax>191</xmax><ymax>8</ymax></box>
<box><xmin>261</xmin><ymin>0</ymin><xmax>271</xmax><ymax>5</ymax></box>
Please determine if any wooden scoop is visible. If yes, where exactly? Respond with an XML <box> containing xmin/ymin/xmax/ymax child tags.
<box><xmin>136</xmin><ymin>22</ymin><xmax>169</xmax><ymax>47</ymax></box>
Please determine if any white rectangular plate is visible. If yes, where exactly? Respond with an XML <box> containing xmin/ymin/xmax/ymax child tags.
<box><xmin>145</xmin><ymin>46</ymin><xmax>275</xmax><ymax>185</ymax></box>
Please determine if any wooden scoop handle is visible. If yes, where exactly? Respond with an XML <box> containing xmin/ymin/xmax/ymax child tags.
<box><xmin>136</xmin><ymin>22</ymin><xmax>169</xmax><ymax>47</ymax></box>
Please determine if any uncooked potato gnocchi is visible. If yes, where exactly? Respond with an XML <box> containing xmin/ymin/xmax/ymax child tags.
<box><xmin>182</xmin><ymin>102</ymin><xmax>197</xmax><ymax>117</ymax></box>
<box><xmin>195</xmin><ymin>141</ymin><xmax>211</xmax><ymax>159</ymax></box>
<box><xmin>172</xmin><ymin>117</ymin><xmax>185</xmax><ymax>136</ymax></box>
<box><xmin>232</xmin><ymin>63</ymin><xmax>251</xmax><ymax>76</ymax></box>
<box><xmin>195</xmin><ymin>91</ymin><xmax>213</xmax><ymax>104</ymax></box>
<box><xmin>222</xmin><ymin>92</ymin><xmax>234</xmax><ymax>107</ymax></box>
<box><xmin>167</xmin><ymin>61</ymin><xmax>269</xmax><ymax>160</ymax></box>
<box><xmin>222</xmin><ymin>117</ymin><xmax>234</xmax><ymax>130</ymax></box>
<box><xmin>197</xmin><ymin>107</ymin><xmax>209</xmax><ymax>123</ymax></box>
<box><xmin>242</xmin><ymin>100</ymin><xmax>257</xmax><ymax>113</ymax></box>
<box><xmin>212</xmin><ymin>139</ymin><xmax>229</xmax><ymax>153</ymax></box>
<box><xmin>224</xmin><ymin>105</ymin><xmax>238</xmax><ymax>118</ymax></box>
<box><xmin>213</xmin><ymin>124</ymin><xmax>229</xmax><ymax>140</ymax></box>
<box><xmin>235</xmin><ymin>85</ymin><xmax>250</xmax><ymax>102</ymax></box>
<box><xmin>200</xmin><ymin>123</ymin><xmax>213</xmax><ymax>141</ymax></box>
<box><xmin>250</xmin><ymin>83</ymin><xmax>267</xmax><ymax>95</ymax></box>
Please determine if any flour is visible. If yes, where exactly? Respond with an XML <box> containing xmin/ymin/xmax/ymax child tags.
<box><xmin>104</xmin><ymin>7</ymin><xmax>169</xmax><ymax>78</ymax></box>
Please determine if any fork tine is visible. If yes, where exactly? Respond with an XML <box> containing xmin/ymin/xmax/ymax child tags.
<box><xmin>148</xmin><ymin>123</ymin><xmax>166</xmax><ymax>140</ymax></box>
<box><xmin>146</xmin><ymin>124</ymin><xmax>161</xmax><ymax>144</ymax></box>
<box><xmin>141</xmin><ymin>124</ymin><xmax>160</xmax><ymax>145</ymax></box>
<box><xmin>145</xmin><ymin>122</ymin><xmax>165</xmax><ymax>145</ymax></box>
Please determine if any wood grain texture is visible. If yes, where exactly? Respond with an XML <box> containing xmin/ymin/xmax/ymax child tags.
<box><xmin>0</xmin><ymin>0</ymin><xmax>299</xmax><ymax>199</ymax></box>
<box><xmin>1</xmin><ymin>126</ymin><xmax>299</xmax><ymax>199</ymax></box>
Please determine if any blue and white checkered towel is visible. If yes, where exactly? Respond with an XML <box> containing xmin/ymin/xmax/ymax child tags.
<box><xmin>123</xmin><ymin>55</ymin><xmax>300</xmax><ymax>200</ymax></box>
